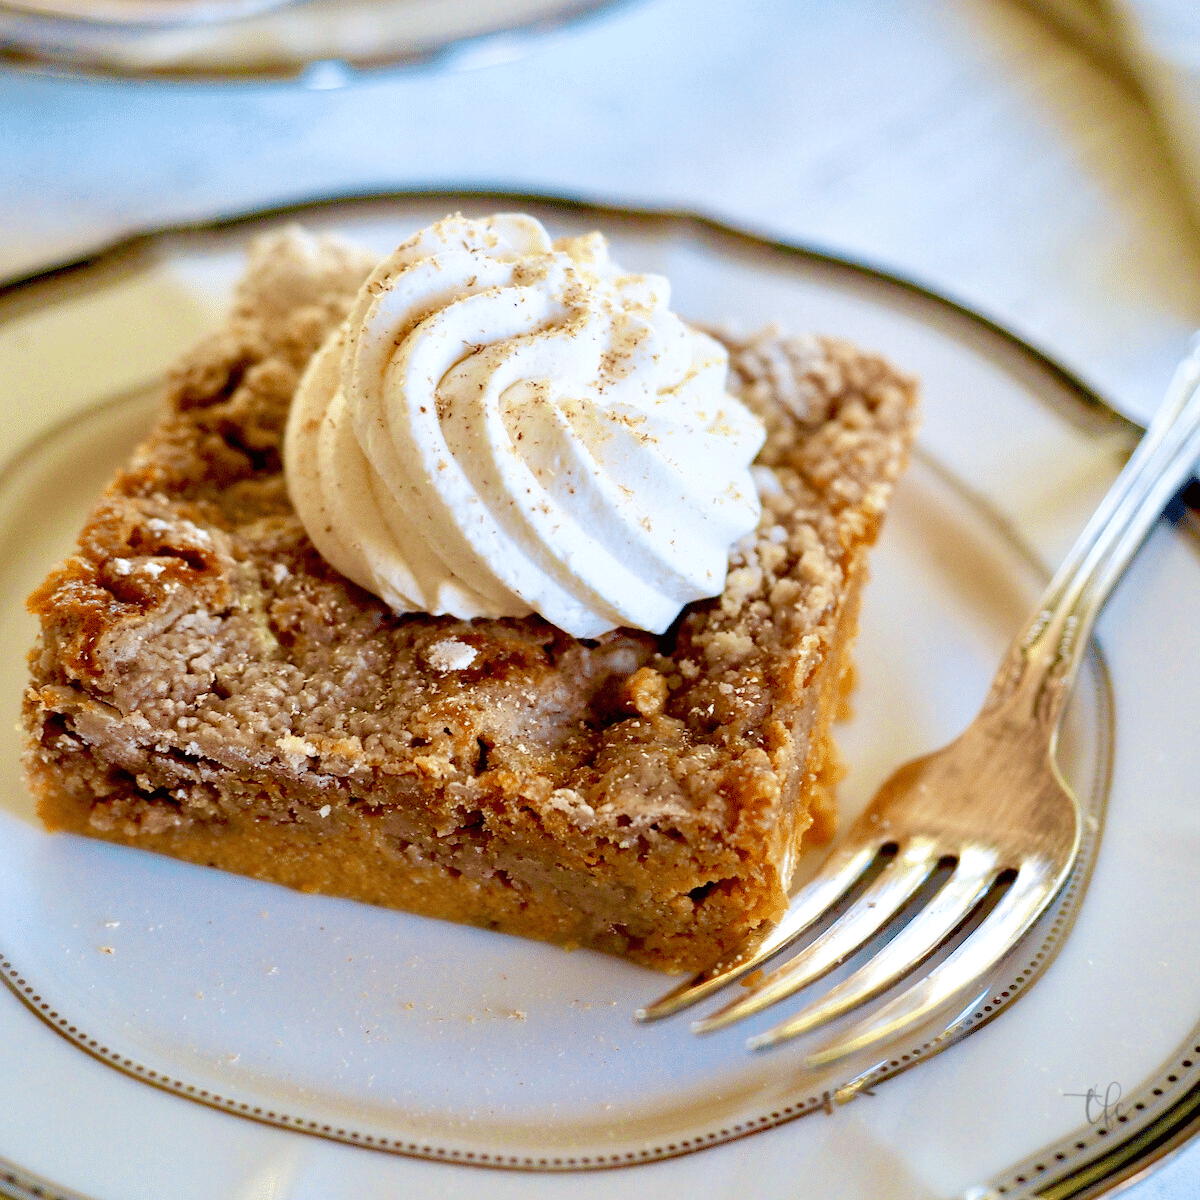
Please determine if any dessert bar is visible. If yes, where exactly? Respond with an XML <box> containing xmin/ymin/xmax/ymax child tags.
<box><xmin>23</xmin><ymin>225</ymin><xmax>917</xmax><ymax>973</ymax></box>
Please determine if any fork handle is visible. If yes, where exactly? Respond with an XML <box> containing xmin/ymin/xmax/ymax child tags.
<box><xmin>986</xmin><ymin>338</ymin><xmax>1200</xmax><ymax>726</ymax></box>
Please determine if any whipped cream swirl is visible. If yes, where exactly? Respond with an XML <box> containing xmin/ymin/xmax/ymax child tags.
<box><xmin>284</xmin><ymin>213</ymin><xmax>765</xmax><ymax>638</ymax></box>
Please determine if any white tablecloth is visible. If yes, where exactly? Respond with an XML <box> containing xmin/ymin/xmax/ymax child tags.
<box><xmin>1</xmin><ymin>1</ymin><xmax>1198</xmax><ymax>1194</ymax></box>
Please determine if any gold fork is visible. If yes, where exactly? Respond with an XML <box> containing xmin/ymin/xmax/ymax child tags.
<box><xmin>638</xmin><ymin>341</ymin><xmax>1200</xmax><ymax>1068</ymax></box>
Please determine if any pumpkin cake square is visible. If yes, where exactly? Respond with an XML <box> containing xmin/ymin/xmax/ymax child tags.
<box><xmin>21</xmin><ymin>225</ymin><xmax>917</xmax><ymax>974</ymax></box>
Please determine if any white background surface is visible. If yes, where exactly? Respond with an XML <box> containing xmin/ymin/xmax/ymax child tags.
<box><xmin>2</xmin><ymin>1</ymin><xmax>1200</xmax><ymax>1195</ymax></box>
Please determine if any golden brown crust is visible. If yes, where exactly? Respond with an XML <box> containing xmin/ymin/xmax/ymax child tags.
<box><xmin>22</xmin><ymin>227</ymin><xmax>918</xmax><ymax>973</ymax></box>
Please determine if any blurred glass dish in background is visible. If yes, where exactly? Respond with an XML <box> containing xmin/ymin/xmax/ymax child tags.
<box><xmin>0</xmin><ymin>0</ymin><xmax>627</xmax><ymax>81</ymax></box>
<box><xmin>3</xmin><ymin>0</ymin><xmax>294</xmax><ymax>21</ymax></box>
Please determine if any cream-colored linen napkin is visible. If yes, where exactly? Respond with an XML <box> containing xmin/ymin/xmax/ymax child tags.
<box><xmin>1033</xmin><ymin>0</ymin><xmax>1200</xmax><ymax>215</ymax></box>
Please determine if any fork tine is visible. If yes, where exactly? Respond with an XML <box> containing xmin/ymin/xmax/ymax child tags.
<box><xmin>821</xmin><ymin>979</ymin><xmax>996</xmax><ymax>1106</ymax></box>
<box><xmin>797</xmin><ymin>856</ymin><xmax>1061</xmax><ymax>1067</ymax></box>
<box><xmin>635</xmin><ymin>841</ymin><xmax>881</xmax><ymax>1022</ymax></box>
<box><xmin>690</xmin><ymin>835</ymin><xmax>944</xmax><ymax>1035</ymax></box>
<box><xmin>743</xmin><ymin>844</ymin><xmax>999</xmax><ymax>1048</ymax></box>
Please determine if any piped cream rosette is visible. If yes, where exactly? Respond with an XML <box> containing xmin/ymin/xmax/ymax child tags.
<box><xmin>284</xmin><ymin>213</ymin><xmax>765</xmax><ymax>638</ymax></box>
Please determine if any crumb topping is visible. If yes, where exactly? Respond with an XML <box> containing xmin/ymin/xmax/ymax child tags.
<box><xmin>426</xmin><ymin>638</ymin><xmax>479</xmax><ymax>673</ymax></box>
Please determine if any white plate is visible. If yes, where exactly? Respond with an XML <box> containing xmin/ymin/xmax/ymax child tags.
<box><xmin>1</xmin><ymin>195</ymin><xmax>1198</xmax><ymax>1200</ymax></box>
<box><xmin>0</xmin><ymin>0</ymin><xmax>626</xmax><ymax>81</ymax></box>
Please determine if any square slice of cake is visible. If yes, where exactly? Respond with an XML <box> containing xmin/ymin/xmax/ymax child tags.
<box><xmin>22</xmin><ymin>226</ymin><xmax>917</xmax><ymax>973</ymax></box>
